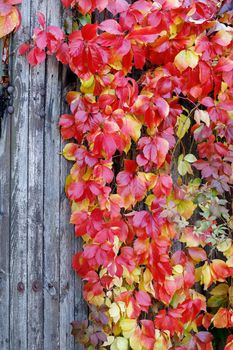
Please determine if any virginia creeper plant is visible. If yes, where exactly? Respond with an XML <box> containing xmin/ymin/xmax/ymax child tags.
<box><xmin>3</xmin><ymin>0</ymin><xmax>233</xmax><ymax>349</ymax></box>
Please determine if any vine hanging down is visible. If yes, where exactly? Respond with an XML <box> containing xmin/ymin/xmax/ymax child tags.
<box><xmin>19</xmin><ymin>0</ymin><xmax>233</xmax><ymax>349</ymax></box>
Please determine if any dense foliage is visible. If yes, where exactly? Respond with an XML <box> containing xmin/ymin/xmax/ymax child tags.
<box><xmin>6</xmin><ymin>0</ymin><xmax>233</xmax><ymax>349</ymax></box>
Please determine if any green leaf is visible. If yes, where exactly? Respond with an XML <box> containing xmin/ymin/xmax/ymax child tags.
<box><xmin>207</xmin><ymin>295</ymin><xmax>228</xmax><ymax>308</ymax></box>
<box><xmin>178</xmin><ymin>155</ymin><xmax>192</xmax><ymax>176</ymax></box>
<box><xmin>176</xmin><ymin>114</ymin><xmax>191</xmax><ymax>139</ymax></box>
<box><xmin>184</xmin><ymin>154</ymin><xmax>197</xmax><ymax>163</ymax></box>
<box><xmin>79</xmin><ymin>14</ymin><xmax>92</xmax><ymax>26</ymax></box>
<box><xmin>178</xmin><ymin>160</ymin><xmax>188</xmax><ymax>176</ymax></box>
<box><xmin>210</xmin><ymin>283</ymin><xmax>229</xmax><ymax>296</ymax></box>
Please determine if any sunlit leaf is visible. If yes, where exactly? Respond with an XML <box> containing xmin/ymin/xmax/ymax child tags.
<box><xmin>174</xmin><ymin>49</ymin><xmax>199</xmax><ymax>72</ymax></box>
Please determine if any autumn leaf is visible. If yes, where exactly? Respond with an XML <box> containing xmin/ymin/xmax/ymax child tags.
<box><xmin>174</xmin><ymin>49</ymin><xmax>199</xmax><ymax>72</ymax></box>
<box><xmin>176</xmin><ymin>114</ymin><xmax>191</xmax><ymax>139</ymax></box>
<box><xmin>120</xmin><ymin>319</ymin><xmax>137</xmax><ymax>338</ymax></box>
<box><xmin>0</xmin><ymin>7</ymin><xmax>20</xmax><ymax>38</ymax></box>
<box><xmin>176</xmin><ymin>199</ymin><xmax>197</xmax><ymax>219</ymax></box>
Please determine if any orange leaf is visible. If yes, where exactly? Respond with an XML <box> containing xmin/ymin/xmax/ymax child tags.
<box><xmin>0</xmin><ymin>7</ymin><xmax>21</xmax><ymax>38</ymax></box>
<box><xmin>212</xmin><ymin>308</ymin><xmax>228</xmax><ymax>328</ymax></box>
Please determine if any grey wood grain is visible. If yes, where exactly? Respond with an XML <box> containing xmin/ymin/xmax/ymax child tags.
<box><xmin>27</xmin><ymin>3</ymin><xmax>48</xmax><ymax>350</ymax></box>
<box><xmin>0</xmin><ymin>92</ymin><xmax>10</xmax><ymax>349</ymax></box>
<box><xmin>43</xmin><ymin>2</ymin><xmax>63</xmax><ymax>348</ymax></box>
<box><xmin>10</xmin><ymin>1</ymin><xmax>30</xmax><ymax>346</ymax></box>
<box><xmin>27</xmin><ymin>1</ymin><xmax>47</xmax><ymax>346</ymax></box>
<box><xmin>1</xmin><ymin>2</ymin><xmax>90</xmax><ymax>349</ymax></box>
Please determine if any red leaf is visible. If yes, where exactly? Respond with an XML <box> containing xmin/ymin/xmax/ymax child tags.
<box><xmin>99</xmin><ymin>19</ymin><xmax>123</xmax><ymax>35</ymax></box>
<box><xmin>135</xmin><ymin>291</ymin><xmax>151</xmax><ymax>307</ymax></box>
<box><xmin>18</xmin><ymin>43</ymin><xmax>30</xmax><ymax>55</ymax></box>
<box><xmin>56</xmin><ymin>42</ymin><xmax>69</xmax><ymax>64</ymax></box>
<box><xmin>37</xmin><ymin>11</ymin><xmax>45</xmax><ymax>28</ymax></box>
<box><xmin>187</xmin><ymin>247</ymin><xmax>207</xmax><ymax>262</ymax></box>
<box><xmin>127</xmin><ymin>27</ymin><xmax>159</xmax><ymax>43</ymax></box>
<box><xmin>81</xmin><ymin>23</ymin><xmax>97</xmax><ymax>41</ymax></box>
<box><xmin>124</xmin><ymin>160</ymin><xmax>138</xmax><ymax>173</ymax></box>
<box><xmin>107</xmin><ymin>0</ymin><xmax>129</xmax><ymax>15</ymax></box>
<box><xmin>27</xmin><ymin>47</ymin><xmax>46</xmax><ymax>65</ymax></box>
<box><xmin>61</xmin><ymin>0</ymin><xmax>73</xmax><ymax>7</ymax></box>
<box><xmin>67</xmin><ymin>182</ymin><xmax>84</xmax><ymax>201</ymax></box>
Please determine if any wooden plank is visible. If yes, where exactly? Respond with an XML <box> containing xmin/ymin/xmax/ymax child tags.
<box><xmin>0</xmin><ymin>92</ymin><xmax>10</xmax><ymax>349</ymax></box>
<box><xmin>26</xmin><ymin>0</ymin><xmax>47</xmax><ymax>347</ymax></box>
<box><xmin>43</xmin><ymin>60</ymin><xmax>61</xmax><ymax>348</ymax></box>
<box><xmin>59</xmin><ymin>68</ymin><xmax>76</xmax><ymax>350</ymax></box>
<box><xmin>43</xmin><ymin>2</ymin><xmax>62</xmax><ymax>347</ymax></box>
<box><xmin>27</xmin><ymin>64</ymin><xmax>45</xmax><ymax>350</ymax></box>
<box><xmin>9</xmin><ymin>2</ymin><xmax>30</xmax><ymax>346</ymax></box>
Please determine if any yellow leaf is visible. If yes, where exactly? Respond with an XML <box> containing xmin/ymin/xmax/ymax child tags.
<box><xmin>200</xmin><ymin>262</ymin><xmax>212</xmax><ymax>290</ymax></box>
<box><xmin>71</xmin><ymin>198</ymin><xmax>90</xmax><ymax>212</ymax></box>
<box><xmin>174</xmin><ymin>49</ymin><xmax>199</xmax><ymax>72</ymax></box>
<box><xmin>90</xmin><ymin>295</ymin><xmax>104</xmax><ymax>306</ymax></box>
<box><xmin>80</xmin><ymin>75</ymin><xmax>95</xmax><ymax>94</ymax></box>
<box><xmin>176</xmin><ymin>199</ymin><xmax>196</xmax><ymax>219</ymax></box>
<box><xmin>169</xmin><ymin>24</ymin><xmax>178</xmax><ymax>39</ymax></box>
<box><xmin>65</xmin><ymin>174</ymin><xmax>73</xmax><ymax>193</ymax></box>
<box><xmin>103</xmin><ymin>336</ymin><xmax>115</xmax><ymax>347</ymax></box>
<box><xmin>213</xmin><ymin>30</ymin><xmax>232</xmax><ymax>46</ymax></box>
<box><xmin>123</xmin><ymin>114</ymin><xmax>142</xmax><ymax>142</ymax></box>
<box><xmin>126</xmin><ymin>301</ymin><xmax>134</xmax><ymax>318</ymax></box>
<box><xmin>180</xmin><ymin>228</ymin><xmax>201</xmax><ymax>247</ymax></box>
<box><xmin>109</xmin><ymin>58</ymin><xmax>123</xmax><ymax>70</ymax></box>
<box><xmin>118</xmin><ymin>301</ymin><xmax>126</xmax><ymax>313</ymax></box>
<box><xmin>145</xmin><ymin>194</ymin><xmax>156</xmax><ymax>208</ymax></box>
<box><xmin>113</xmin><ymin>322</ymin><xmax>122</xmax><ymax>336</ymax></box>
<box><xmin>154</xmin><ymin>330</ymin><xmax>171</xmax><ymax>350</ymax></box>
<box><xmin>195</xmin><ymin>266</ymin><xmax>202</xmax><ymax>282</ymax></box>
<box><xmin>216</xmin><ymin>239</ymin><xmax>232</xmax><ymax>253</ymax></box>
<box><xmin>123</xmin><ymin>267</ymin><xmax>140</xmax><ymax>285</ymax></box>
<box><xmin>139</xmin><ymin>268</ymin><xmax>155</xmax><ymax>297</ymax></box>
<box><xmin>124</xmin><ymin>141</ymin><xmax>132</xmax><ymax>155</ymax></box>
<box><xmin>176</xmin><ymin>114</ymin><xmax>191</xmax><ymax>139</ymax></box>
<box><xmin>111</xmin><ymin>337</ymin><xmax>128</xmax><ymax>350</ymax></box>
<box><xmin>172</xmin><ymin>264</ymin><xmax>184</xmax><ymax>275</ymax></box>
<box><xmin>109</xmin><ymin>303</ymin><xmax>121</xmax><ymax>323</ymax></box>
<box><xmin>143</xmin><ymin>173</ymin><xmax>157</xmax><ymax>189</ymax></box>
<box><xmin>82</xmin><ymin>167</ymin><xmax>92</xmax><ymax>181</ymax></box>
<box><xmin>62</xmin><ymin>143</ymin><xmax>77</xmax><ymax>161</ymax></box>
<box><xmin>117</xmin><ymin>337</ymin><xmax>128</xmax><ymax>350</ymax></box>
<box><xmin>120</xmin><ymin>319</ymin><xmax>137</xmax><ymax>338</ymax></box>
<box><xmin>130</xmin><ymin>332</ymin><xmax>142</xmax><ymax>350</ymax></box>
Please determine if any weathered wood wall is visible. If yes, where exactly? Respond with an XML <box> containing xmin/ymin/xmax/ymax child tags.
<box><xmin>0</xmin><ymin>1</ymin><xmax>88</xmax><ymax>349</ymax></box>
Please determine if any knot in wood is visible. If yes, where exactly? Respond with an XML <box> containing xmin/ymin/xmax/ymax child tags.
<box><xmin>47</xmin><ymin>282</ymin><xmax>57</xmax><ymax>296</ymax></box>
<box><xmin>32</xmin><ymin>280</ymin><xmax>41</xmax><ymax>292</ymax></box>
<box><xmin>17</xmin><ymin>282</ymin><xmax>25</xmax><ymax>293</ymax></box>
